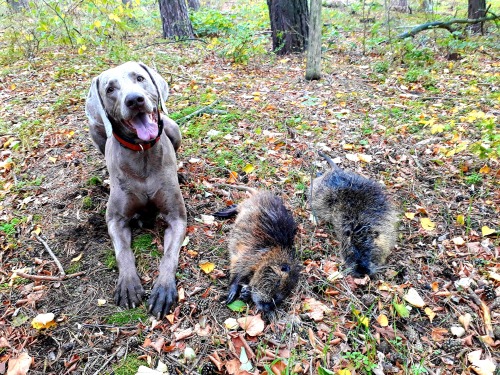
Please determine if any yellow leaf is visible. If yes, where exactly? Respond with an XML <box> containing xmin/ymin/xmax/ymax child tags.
<box><xmin>199</xmin><ymin>261</ymin><xmax>215</xmax><ymax>274</ymax></box>
<box><xmin>430</xmin><ymin>123</ymin><xmax>445</xmax><ymax>134</ymax></box>
<box><xmin>71</xmin><ymin>253</ymin><xmax>83</xmax><ymax>263</ymax></box>
<box><xmin>357</xmin><ymin>153</ymin><xmax>372</xmax><ymax>163</ymax></box>
<box><xmin>405</xmin><ymin>212</ymin><xmax>415</xmax><ymax>220</ymax></box>
<box><xmin>48</xmin><ymin>156</ymin><xmax>57</xmax><ymax>163</ymax></box>
<box><xmin>358</xmin><ymin>315</ymin><xmax>369</xmax><ymax>327</ymax></box>
<box><xmin>10</xmin><ymin>84</ymin><xmax>16</xmax><ymax>90</ymax></box>
<box><xmin>31</xmin><ymin>313</ymin><xmax>56</xmax><ymax>330</ymax></box>
<box><xmin>32</xmin><ymin>226</ymin><xmax>41</xmax><ymax>235</ymax></box>
<box><xmin>404</xmin><ymin>287</ymin><xmax>426</xmax><ymax>308</ymax></box>
<box><xmin>343</xmin><ymin>144</ymin><xmax>354</xmax><ymax>150</ymax></box>
<box><xmin>93</xmin><ymin>20</ymin><xmax>101</xmax><ymax>28</ymax></box>
<box><xmin>479</xmin><ymin>165</ymin><xmax>490</xmax><ymax>174</ymax></box>
<box><xmin>338</xmin><ymin>369</ymin><xmax>351</xmax><ymax>375</ymax></box>
<box><xmin>481</xmin><ymin>226</ymin><xmax>495</xmax><ymax>236</ymax></box>
<box><xmin>456</xmin><ymin>215</ymin><xmax>465</xmax><ymax>225</ymax></box>
<box><xmin>108</xmin><ymin>13</ymin><xmax>121</xmax><ymax>22</ymax></box>
<box><xmin>420</xmin><ymin>217</ymin><xmax>436</xmax><ymax>231</ymax></box>
<box><xmin>243</xmin><ymin>164</ymin><xmax>255</xmax><ymax>174</ymax></box>
<box><xmin>377</xmin><ymin>314</ymin><xmax>389</xmax><ymax>327</ymax></box>
<box><xmin>424</xmin><ymin>307</ymin><xmax>436</xmax><ymax>322</ymax></box>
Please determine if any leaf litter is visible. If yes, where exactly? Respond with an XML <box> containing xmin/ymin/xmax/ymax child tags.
<box><xmin>0</xmin><ymin>2</ymin><xmax>499</xmax><ymax>374</ymax></box>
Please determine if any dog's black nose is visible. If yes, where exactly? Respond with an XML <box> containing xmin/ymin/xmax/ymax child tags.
<box><xmin>125</xmin><ymin>93</ymin><xmax>145</xmax><ymax>108</ymax></box>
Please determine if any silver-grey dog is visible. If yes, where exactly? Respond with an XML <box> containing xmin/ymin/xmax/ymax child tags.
<box><xmin>85</xmin><ymin>61</ymin><xmax>187</xmax><ymax>318</ymax></box>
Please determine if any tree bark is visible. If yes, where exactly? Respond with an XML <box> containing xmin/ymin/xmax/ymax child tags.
<box><xmin>267</xmin><ymin>0</ymin><xmax>309</xmax><ymax>55</ymax></box>
<box><xmin>188</xmin><ymin>0</ymin><xmax>201</xmax><ymax>11</ymax></box>
<box><xmin>468</xmin><ymin>0</ymin><xmax>486</xmax><ymax>33</ymax></box>
<box><xmin>7</xmin><ymin>0</ymin><xmax>28</xmax><ymax>12</ymax></box>
<box><xmin>159</xmin><ymin>0</ymin><xmax>195</xmax><ymax>39</ymax></box>
<box><xmin>391</xmin><ymin>0</ymin><xmax>411</xmax><ymax>13</ymax></box>
<box><xmin>305</xmin><ymin>0</ymin><xmax>322</xmax><ymax>80</ymax></box>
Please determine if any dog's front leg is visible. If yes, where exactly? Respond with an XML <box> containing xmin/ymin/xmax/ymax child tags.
<box><xmin>148</xmin><ymin>215</ymin><xmax>186</xmax><ymax>318</ymax></box>
<box><xmin>107</xmin><ymin>215</ymin><xmax>145</xmax><ymax>308</ymax></box>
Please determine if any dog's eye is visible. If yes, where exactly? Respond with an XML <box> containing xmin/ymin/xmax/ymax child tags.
<box><xmin>137</xmin><ymin>75</ymin><xmax>145</xmax><ymax>82</ymax></box>
<box><xmin>106</xmin><ymin>87</ymin><xmax>114</xmax><ymax>94</ymax></box>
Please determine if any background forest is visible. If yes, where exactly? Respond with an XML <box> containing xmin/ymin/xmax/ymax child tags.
<box><xmin>0</xmin><ymin>0</ymin><xmax>499</xmax><ymax>374</ymax></box>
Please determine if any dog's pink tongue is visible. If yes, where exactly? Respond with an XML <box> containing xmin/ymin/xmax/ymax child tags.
<box><xmin>130</xmin><ymin>113</ymin><xmax>157</xmax><ymax>141</ymax></box>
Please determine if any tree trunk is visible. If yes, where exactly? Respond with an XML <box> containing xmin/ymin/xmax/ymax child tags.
<box><xmin>305</xmin><ymin>0</ymin><xmax>322</xmax><ymax>80</ymax></box>
<box><xmin>468</xmin><ymin>0</ymin><xmax>486</xmax><ymax>33</ymax></box>
<box><xmin>188</xmin><ymin>0</ymin><xmax>201</xmax><ymax>11</ymax></box>
<box><xmin>158</xmin><ymin>0</ymin><xmax>194</xmax><ymax>39</ymax></box>
<box><xmin>267</xmin><ymin>0</ymin><xmax>309</xmax><ymax>55</ymax></box>
<box><xmin>391</xmin><ymin>0</ymin><xmax>410</xmax><ymax>13</ymax></box>
<box><xmin>7</xmin><ymin>0</ymin><xmax>28</xmax><ymax>12</ymax></box>
<box><xmin>420</xmin><ymin>0</ymin><xmax>432</xmax><ymax>13</ymax></box>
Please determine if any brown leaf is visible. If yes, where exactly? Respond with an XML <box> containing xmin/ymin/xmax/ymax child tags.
<box><xmin>7</xmin><ymin>352</ymin><xmax>32</xmax><ymax>375</ymax></box>
<box><xmin>149</xmin><ymin>337</ymin><xmax>165</xmax><ymax>354</ymax></box>
<box><xmin>431</xmin><ymin>327</ymin><xmax>448</xmax><ymax>342</ymax></box>
<box><xmin>237</xmin><ymin>315</ymin><xmax>265</xmax><ymax>336</ymax></box>
<box><xmin>174</xmin><ymin>328</ymin><xmax>194</xmax><ymax>341</ymax></box>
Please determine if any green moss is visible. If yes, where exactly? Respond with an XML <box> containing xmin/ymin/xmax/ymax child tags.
<box><xmin>112</xmin><ymin>355</ymin><xmax>146</xmax><ymax>375</ymax></box>
<box><xmin>106</xmin><ymin>308</ymin><xmax>148</xmax><ymax>325</ymax></box>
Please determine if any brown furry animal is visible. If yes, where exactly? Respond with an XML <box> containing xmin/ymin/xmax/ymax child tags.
<box><xmin>214</xmin><ymin>188</ymin><xmax>301</xmax><ymax>313</ymax></box>
<box><xmin>310</xmin><ymin>152</ymin><xmax>398</xmax><ymax>276</ymax></box>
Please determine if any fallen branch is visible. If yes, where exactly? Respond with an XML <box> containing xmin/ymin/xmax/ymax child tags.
<box><xmin>176</xmin><ymin>100</ymin><xmax>228</xmax><ymax>125</ymax></box>
<box><xmin>34</xmin><ymin>233</ymin><xmax>65</xmax><ymax>276</ymax></box>
<box><xmin>394</xmin><ymin>14</ymin><xmax>499</xmax><ymax>40</ymax></box>
<box><xmin>14</xmin><ymin>271</ymin><xmax>85</xmax><ymax>281</ymax></box>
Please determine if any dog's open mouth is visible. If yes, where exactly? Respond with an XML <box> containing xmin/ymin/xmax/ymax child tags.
<box><xmin>124</xmin><ymin>110</ymin><xmax>158</xmax><ymax>142</ymax></box>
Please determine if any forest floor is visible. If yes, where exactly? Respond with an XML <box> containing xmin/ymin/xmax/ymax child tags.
<box><xmin>0</xmin><ymin>2</ymin><xmax>499</xmax><ymax>375</ymax></box>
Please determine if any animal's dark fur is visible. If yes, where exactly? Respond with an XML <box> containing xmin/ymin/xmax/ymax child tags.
<box><xmin>216</xmin><ymin>190</ymin><xmax>301</xmax><ymax>313</ymax></box>
<box><xmin>310</xmin><ymin>152</ymin><xmax>398</xmax><ymax>276</ymax></box>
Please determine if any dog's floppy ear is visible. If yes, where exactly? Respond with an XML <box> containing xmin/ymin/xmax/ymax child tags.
<box><xmin>86</xmin><ymin>76</ymin><xmax>113</xmax><ymax>138</ymax></box>
<box><xmin>138</xmin><ymin>62</ymin><xmax>169</xmax><ymax>115</ymax></box>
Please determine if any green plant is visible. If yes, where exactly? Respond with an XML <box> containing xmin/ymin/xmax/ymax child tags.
<box><xmin>106</xmin><ymin>308</ymin><xmax>148</xmax><ymax>325</ymax></box>
<box><xmin>112</xmin><ymin>355</ymin><xmax>146</xmax><ymax>375</ymax></box>
<box><xmin>465</xmin><ymin>172</ymin><xmax>482</xmax><ymax>185</ymax></box>
<box><xmin>87</xmin><ymin>176</ymin><xmax>102</xmax><ymax>186</ymax></box>
<box><xmin>104</xmin><ymin>249</ymin><xmax>117</xmax><ymax>269</ymax></box>
<box><xmin>190</xmin><ymin>8</ymin><xmax>234</xmax><ymax>37</ymax></box>
<box><xmin>0</xmin><ymin>218</ymin><xmax>22</xmax><ymax>237</ymax></box>
<box><xmin>342</xmin><ymin>351</ymin><xmax>377</xmax><ymax>372</ymax></box>
<box><xmin>469</xmin><ymin>117</ymin><xmax>499</xmax><ymax>159</ymax></box>
<box><xmin>373</xmin><ymin>61</ymin><xmax>389</xmax><ymax>74</ymax></box>
<box><xmin>82</xmin><ymin>196</ymin><xmax>93</xmax><ymax>210</ymax></box>
<box><xmin>218</xmin><ymin>23</ymin><xmax>267</xmax><ymax>64</ymax></box>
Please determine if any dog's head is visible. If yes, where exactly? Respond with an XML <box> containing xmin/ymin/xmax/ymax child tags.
<box><xmin>86</xmin><ymin>62</ymin><xmax>169</xmax><ymax>141</ymax></box>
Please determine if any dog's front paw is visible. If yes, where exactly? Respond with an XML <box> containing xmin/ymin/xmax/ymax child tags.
<box><xmin>114</xmin><ymin>273</ymin><xmax>145</xmax><ymax>308</ymax></box>
<box><xmin>148</xmin><ymin>280</ymin><xmax>178</xmax><ymax>319</ymax></box>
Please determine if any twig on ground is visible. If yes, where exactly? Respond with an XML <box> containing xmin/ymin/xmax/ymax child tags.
<box><xmin>176</xmin><ymin>100</ymin><xmax>227</xmax><ymax>125</ymax></box>
<box><xmin>92</xmin><ymin>349</ymin><xmax>118</xmax><ymax>375</ymax></box>
<box><xmin>14</xmin><ymin>271</ymin><xmax>85</xmax><ymax>282</ymax></box>
<box><xmin>34</xmin><ymin>233</ymin><xmax>65</xmax><ymax>276</ymax></box>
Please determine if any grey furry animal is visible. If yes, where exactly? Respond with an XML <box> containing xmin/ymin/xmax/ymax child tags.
<box><xmin>214</xmin><ymin>187</ymin><xmax>301</xmax><ymax>313</ymax></box>
<box><xmin>85</xmin><ymin>62</ymin><xmax>187</xmax><ymax>318</ymax></box>
<box><xmin>310</xmin><ymin>152</ymin><xmax>398</xmax><ymax>276</ymax></box>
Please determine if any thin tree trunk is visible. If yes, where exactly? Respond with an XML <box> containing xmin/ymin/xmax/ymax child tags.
<box><xmin>188</xmin><ymin>0</ymin><xmax>201</xmax><ymax>11</ymax></box>
<box><xmin>468</xmin><ymin>0</ymin><xmax>486</xmax><ymax>33</ymax></box>
<box><xmin>305</xmin><ymin>0</ymin><xmax>322</xmax><ymax>80</ymax></box>
<box><xmin>159</xmin><ymin>0</ymin><xmax>194</xmax><ymax>39</ymax></box>
<box><xmin>7</xmin><ymin>0</ymin><xmax>28</xmax><ymax>12</ymax></box>
<box><xmin>267</xmin><ymin>0</ymin><xmax>309</xmax><ymax>55</ymax></box>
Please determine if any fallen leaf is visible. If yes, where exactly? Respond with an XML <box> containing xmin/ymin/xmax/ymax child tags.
<box><xmin>481</xmin><ymin>226</ymin><xmax>495</xmax><ymax>236</ymax></box>
<box><xmin>404</xmin><ymin>212</ymin><xmax>415</xmax><ymax>220</ymax></box>
<box><xmin>468</xmin><ymin>350</ymin><xmax>496</xmax><ymax>375</ymax></box>
<box><xmin>227</xmin><ymin>171</ymin><xmax>238</xmax><ymax>184</ymax></box>
<box><xmin>403</xmin><ymin>288</ymin><xmax>425</xmax><ymax>308</ymax></box>
<box><xmin>431</xmin><ymin>327</ymin><xmax>448</xmax><ymax>342</ymax></box>
<box><xmin>377</xmin><ymin>314</ymin><xmax>389</xmax><ymax>327</ymax></box>
<box><xmin>224</xmin><ymin>318</ymin><xmax>239</xmax><ymax>330</ymax></box>
<box><xmin>242</xmin><ymin>164</ymin><xmax>255</xmax><ymax>174</ymax></box>
<box><xmin>459</xmin><ymin>313</ymin><xmax>472</xmax><ymax>330</ymax></box>
<box><xmin>200</xmin><ymin>214</ymin><xmax>215</xmax><ymax>225</ymax></box>
<box><xmin>489</xmin><ymin>272</ymin><xmax>500</xmax><ymax>282</ymax></box>
<box><xmin>237</xmin><ymin>315</ymin><xmax>265</xmax><ymax>336</ymax></box>
<box><xmin>456</xmin><ymin>215</ymin><xmax>465</xmax><ymax>225</ymax></box>
<box><xmin>345</xmin><ymin>153</ymin><xmax>359</xmax><ymax>162</ymax></box>
<box><xmin>393</xmin><ymin>301</ymin><xmax>410</xmax><ymax>318</ymax></box>
<box><xmin>227</xmin><ymin>300</ymin><xmax>247</xmax><ymax>312</ymax></box>
<box><xmin>71</xmin><ymin>253</ymin><xmax>83</xmax><ymax>263</ymax></box>
<box><xmin>424</xmin><ymin>307</ymin><xmax>436</xmax><ymax>322</ymax></box>
<box><xmin>135</xmin><ymin>366</ymin><xmax>163</xmax><ymax>375</ymax></box>
<box><xmin>357</xmin><ymin>153</ymin><xmax>372</xmax><ymax>163</ymax></box>
<box><xmin>239</xmin><ymin>347</ymin><xmax>253</xmax><ymax>372</ymax></box>
<box><xmin>452</xmin><ymin>237</ymin><xmax>465</xmax><ymax>246</ymax></box>
<box><xmin>199</xmin><ymin>261</ymin><xmax>215</xmax><ymax>274</ymax></box>
<box><xmin>6</xmin><ymin>352</ymin><xmax>32</xmax><ymax>375</ymax></box>
<box><xmin>303</xmin><ymin>297</ymin><xmax>332</xmax><ymax>322</ymax></box>
<box><xmin>420</xmin><ymin>218</ymin><xmax>436</xmax><ymax>231</ymax></box>
<box><xmin>479</xmin><ymin>165</ymin><xmax>490</xmax><ymax>174</ymax></box>
<box><xmin>97</xmin><ymin>299</ymin><xmax>106</xmax><ymax>306</ymax></box>
<box><xmin>31</xmin><ymin>313</ymin><xmax>56</xmax><ymax>330</ymax></box>
<box><xmin>451</xmin><ymin>326</ymin><xmax>466</xmax><ymax>338</ymax></box>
